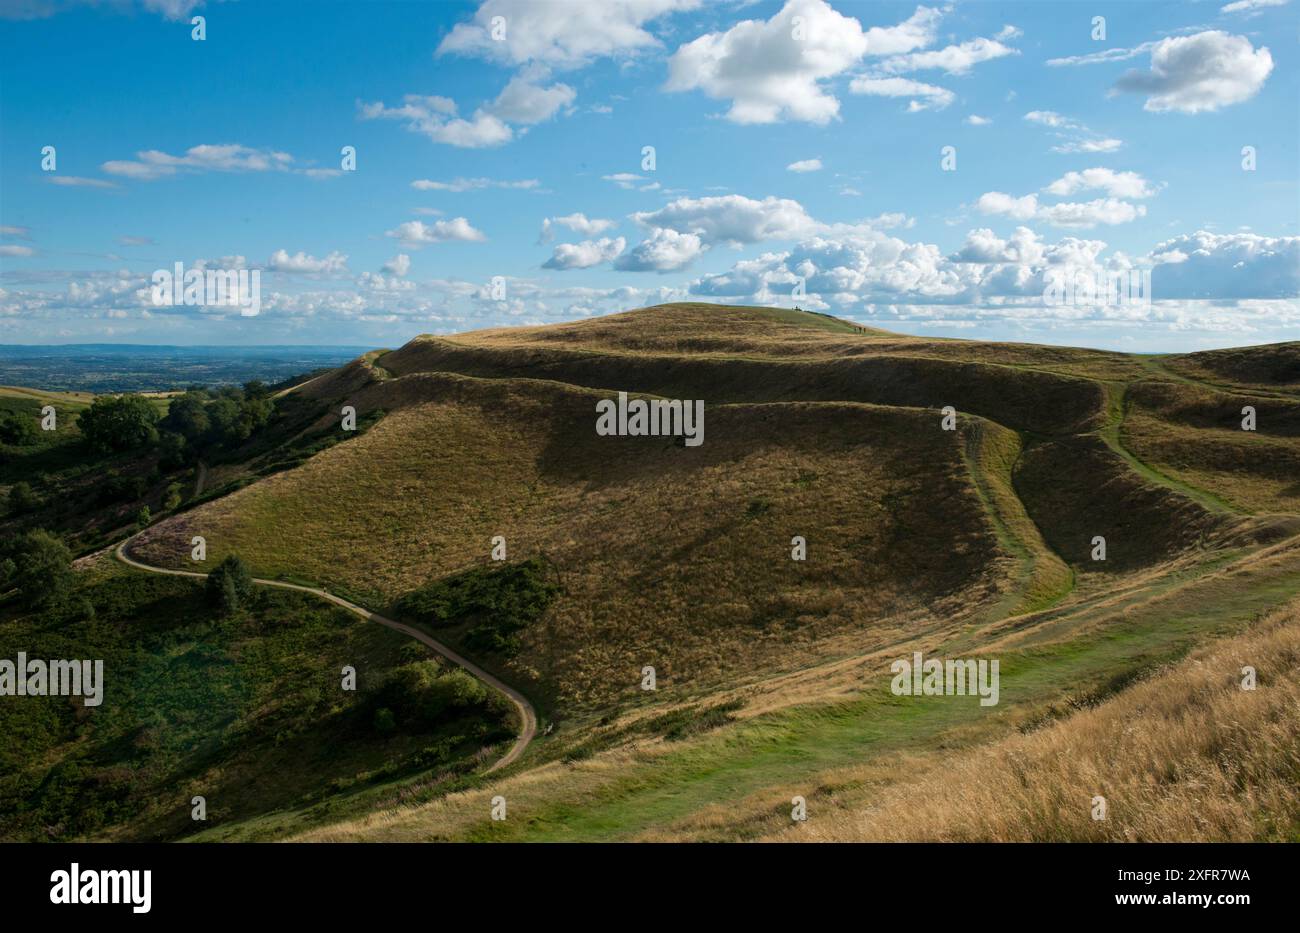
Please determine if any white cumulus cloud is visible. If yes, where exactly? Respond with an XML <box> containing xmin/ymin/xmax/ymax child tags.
<box><xmin>849</xmin><ymin>75</ymin><xmax>954</xmax><ymax>110</ymax></box>
<box><xmin>267</xmin><ymin>250</ymin><xmax>349</xmax><ymax>274</ymax></box>
<box><xmin>360</xmin><ymin>94</ymin><xmax>514</xmax><ymax>148</ymax></box>
<box><xmin>102</xmin><ymin>144</ymin><xmax>293</xmax><ymax>180</ymax></box>
<box><xmin>876</xmin><ymin>35</ymin><xmax>1018</xmax><ymax>75</ymax></box>
<box><xmin>385</xmin><ymin>218</ymin><xmax>487</xmax><ymax>246</ymax></box>
<box><xmin>1146</xmin><ymin>231</ymin><xmax>1299</xmax><ymax>298</ymax></box>
<box><xmin>540</xmin><ymin>213</ymin><xmax>618</xmax><ymax>242</ymax></box>
<box><xmin>485</xmin><ymin>68</ymin><xmax>576</xmax><ymax>123</ymax></box>
<box><xmin>1112</xmin><ymin>31</ymin><xmax>1274</xmax><ymax>113</ymax></box>
<box><xmin>382</xmin><ymin>254</ymin><xmax>411</xmax><ymax>276</ymax></box>
<box><xmin>1044</xmin><ymin>168</ymin><xmax>1158</xmax><ymax>199</ymax></box>
<box><xmin>437</xmin><ymin>0</ymin><xmax>701</xmax><ymax>68</ymax></box>
<box><xmin>631</xmin><ymin>194</ymin><xmax>819</xmax><ymax>245</ymax></box>
<box><xmin>615</xmin><ymin>228</ymin><xmax>706</xmax><ymax>272</ymax></box>
<box><xmin>543</xmin><ymin>237</ymin><xmax>627</xmax><ymax>270</ymax></box>
<box><xmin>977</xmin><ymin>191</ymin><xmax>1147</xmax><ymax>228</ymax></box>
<box><xmin>411</xmin><ymin>177</ymin><xmax>539</xmax><ymax>192</ymax></box>
<box><xmin>787</xmin><ymin>158</ymin><xmax>824</xmax><ymax>173</ymax></box>
<box><xmin>666</xmin><ymin>0</ymin><xmax>928</xmax><ymax>125</ymax></box>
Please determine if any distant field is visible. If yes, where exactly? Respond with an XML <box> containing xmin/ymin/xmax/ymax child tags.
<box><xmin>0</xmin><ymin>344</ymin><xmax>374</xmax><ymax>393</ymax></box>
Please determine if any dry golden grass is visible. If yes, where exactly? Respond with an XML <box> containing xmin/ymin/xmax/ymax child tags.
<box><xmin>436</xmin><ymin>303</ymin><xmax>1147</xmax><ymax>382</ymax></box>
<box><xmin>134</xmin><ymin>306</ymin><xmax>1297</xmax><ymax>843</ymax></box>
<box><xmin>1164</xmin><ymin>342</ymin><xmax>1300</xmax><ymax>395</ymax></box>
<box><xmin>383</xmin><ymin>328</ymin><xmax>1110</xmax><ymax>437</ymax></box>
<box><xmin>133</xmin><ymin>305</ymin><xmax>1297</xmax><ymax>718</ymax></box>
<box><xmin>772</xmin><ymin>597</ymin><xmax>1300</xmax><ymax>842</ymax></box>
<box><xmin>242</xmin><ymin>532</ymin><xmax>1300</xmax><ymax>843</ymax></box>
<box><xmin>1121</xmin><ymin>379</ymin><xmax>1300</xmax><ymax>515</ymax></box>
<box><xmin>132</xmin><ymin>371</ymin><xmax>1014</xmax><ymax>710</ymax></box>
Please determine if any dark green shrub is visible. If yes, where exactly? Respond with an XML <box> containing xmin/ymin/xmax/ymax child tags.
<box><xmin>373</xmin><ymin>707</ymin><xmax>397</xmax><ymax>734</ymax></box>
<box><xmin>96</xmin><ymin>472</ymin><xmax>148</xmax><ymax>506</ymax></box>
<box><xmin>0</xmin><ymin>411</ymin><xmax>39</xmax><ymax>445</ymax></box>
<box><xmin>77</xmin><ymin>394</ymin><xmax>159</xmax><ymax>454</ymax></box>
<box><xmin>393</xmin><ymin>558</ymin><xmax>559</xmax><ymax>657</ymax></box>
<box><xmin>205</xmin><ymin>554</ymin><xmax>254</xmax><ymax>613</ymax></box>
<box><xmin>8</xmin><ymin>481</ymin><xmax>40</xmax><ymax>515</ymax></box>
<box><xmin>2</xmin><ymin>529</ymin><xmax>74</xmax><ymax>610</ymax></box>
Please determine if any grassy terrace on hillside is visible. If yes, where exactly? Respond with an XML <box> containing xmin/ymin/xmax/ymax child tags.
<box><xmin>959</xmin><ymin>418</ymin><xmax>1073</xmax><ymax>617</ymax></box>
<box><xmin>1119</xmin><ymin>364</ymin><xmax>1300</xmax><ymax>516</ymax></box>
<box><xmin>1159</xmin><ymin>343</ymin><xmax>1300</xmax><ymax>398</ymax></box>
<box><xmin>1098</xmin><ymin>381</ymin><xmax>1243</xmax><ymax>515</ymax></box>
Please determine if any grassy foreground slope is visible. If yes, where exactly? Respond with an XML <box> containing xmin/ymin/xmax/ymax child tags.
<box><xmin>121</xmin><ymin>304</ymin><xmax>1300</xmax><ymax>841</ymax></box>
<box><xmin>780</xmin><ymin>591</ymin><xmax>1300</xmax><ymax>843</ymax></box>
<box><xmin>276</xmin><ymin>529</ymin><xmax>1300</xmax><ymax>842</ymax></box>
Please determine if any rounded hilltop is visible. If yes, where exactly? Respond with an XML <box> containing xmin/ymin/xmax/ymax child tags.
<box><xmin>406</xmin><ymin>302</ymin><xmax>896</xmax><ymax>357</ymax></box>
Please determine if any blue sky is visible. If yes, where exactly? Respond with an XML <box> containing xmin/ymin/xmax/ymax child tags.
<box><xmin>0</xmin><ymin>0</ymin><xmax>1296</xmax><ymax>351</ymax></box>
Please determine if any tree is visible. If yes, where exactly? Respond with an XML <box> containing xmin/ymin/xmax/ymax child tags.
<box><xmin>4</xmin><ymin>530</ymin><xmax>74</xmax><ymax>609</ymax></box>
<box><xmin>205</xmin><ymin>554</ymin><xmax>253</xmax><ymax>613</ymax></box>
<box><xmin>77</xmin><ymin>394</ymin><xmax>159</xmax><ymax>454</ymax></box>
<box><xmin>135</xmin><ymin>505</ymin><xmax>151</xmax><ymax>528</ymax></box>
<box><xmin>8</xmin><ymin>481</ymin><xmax>40</xmax><ymax>515</ymax></box>
<box><xmin>204</xmin><ymin>397</ymin><xmax>245</xmax><ymax>447</ymax></box>
<box><xmin>0</xmin><ymin>411</ymin><xmax>39</xmax><ymax>445</ymax></box>
<box><xmin>374</xmin><ymin>662</ymin><xmax>490</xmax><ymax>730</ymax></box>
<box><xmin>157</xmin><ymin>431</ymin><xmax>190</xmax><ymax>470</ymax></box>
<box><xmin>163</xmin><ymin>483</ymin><xmax>183</xmax><ymax>511</ymax></box>
<box><xmin>161</xmin><ymin>393</ymin><xmax>210</xmax><ymax>443</ymax></box>
<box><xmin>238</xmin><ymin>396</ymin><xmax>274</xmax><ymax>437</ymax></box>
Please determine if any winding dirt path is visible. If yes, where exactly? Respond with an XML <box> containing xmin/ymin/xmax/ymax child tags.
<box><xmin>112</xmin><ymin>536</ymin><xmax>536</xmax><ymax>773</ymax></box>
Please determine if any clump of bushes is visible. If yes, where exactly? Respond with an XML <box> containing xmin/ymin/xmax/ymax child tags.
<box><xmin>8</xmin><ymin>481</ymin><xmax>41</xmax><ymax>515</ymax></box>
<box><xmin>0</xmin><ymin>410</ymin><xmax>39</xmax><ymax>445</ymax></box>
<box><xmin>160</xmin><ymin>384</ymin><xmax>274</xmax><ymax>456</ymax></box>
<box><xmin>393</xmin><ymin>559</ymin><xmax>559</xmax><ymax>656</ymax></box>
<box><xmin>0</xmin><ymin>528</ymin><xmax>74</xmax><ymax>610</ymax></box>
<box><xmin>367</xmin><ymin>660</ymin><xmax>508</xmax><ymax>733</ymax></box>
<box><xmin>77</xmin><ymin>394</ymin><xmax>159</xmax><ymax>454</ymax></box>
<box><xmin>205</xmin><ymin>554</ymin><xmax>254</xmax><ymax>613</ymax></box>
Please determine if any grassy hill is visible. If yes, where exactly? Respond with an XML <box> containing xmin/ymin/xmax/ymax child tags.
<box><xmin>8</xmin><ymin>303</ymin><xmax>1300</xmax><ymax>842</ymax></box>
